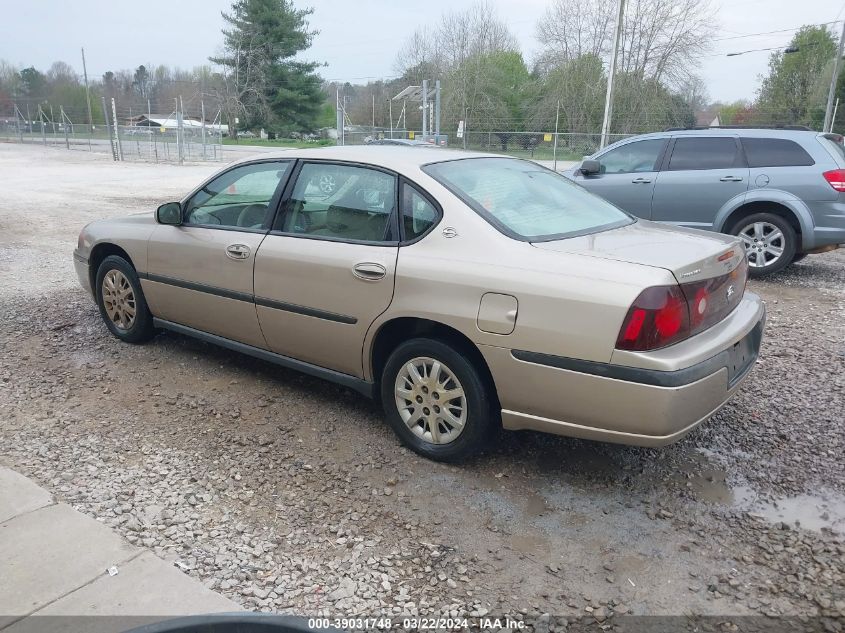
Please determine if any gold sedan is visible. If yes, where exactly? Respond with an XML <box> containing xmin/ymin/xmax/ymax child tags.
<box><xmin>74</xmin><ymin>147</ymin><xmax>765</xmax><ymax>461</ymax></box>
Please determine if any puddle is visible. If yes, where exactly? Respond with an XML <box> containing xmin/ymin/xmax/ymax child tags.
<box><xmin>509</xmin><ymin>531</ymin><xmax>550</xmax><ymax>556</ymax></box>
<box><xmin>524</xmin><ymin>491</ymin><xmax>550</xmax><ymax>517</ymax></box>
<box><xmin>733</xmin><ymin>486</ymin><xmax>845</xmax><ymax>534</ymax></box>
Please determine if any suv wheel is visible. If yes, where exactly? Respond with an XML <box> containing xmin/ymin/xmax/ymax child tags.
<box><xmin>730</xmin><ymin>212</ymin><xmax>796</xmax><ymax>277</ymax></box>
<box><xmin>95</xmin><ymin>255</ymin><xmax>155</xmax><ymax>343</ymax></box>
<box><xmin>380</xmin><ymin>338</ymin><xmax>496</xmax><ymax>462</ymax></box>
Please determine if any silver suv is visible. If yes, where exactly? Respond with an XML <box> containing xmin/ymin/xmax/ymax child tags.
<box><xmin>567</xmin><ymin>128</ymin><xmax>845</xmax><ymax>276</ymax></box>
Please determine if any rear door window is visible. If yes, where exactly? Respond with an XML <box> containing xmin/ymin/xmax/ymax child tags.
<box><xmin>668</xmin><ymin>137</ymin><xmax>741</xmax><ymax>171</ymax></box>
<box><xmin>741</xmin><ymin>138</ymin><xmax>815</xmax><ymax>167</ymax></box>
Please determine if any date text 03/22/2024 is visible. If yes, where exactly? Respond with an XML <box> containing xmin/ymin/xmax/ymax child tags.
<box><xmin>307</xmin><ymin>617</ymin><xmax>527</xmax><ymax>630</ymax></box>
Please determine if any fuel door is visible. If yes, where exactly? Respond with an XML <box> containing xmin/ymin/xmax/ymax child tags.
<box><xmin>477</xmin><ymin>293</ymin><xmax>518</xmax><ymax>335</ymax></box>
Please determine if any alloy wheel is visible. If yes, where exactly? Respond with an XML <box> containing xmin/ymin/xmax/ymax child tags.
<box><xmin>394</xmin><ymin>356</ymin><xmax>467</xmax><ymax>445</ymax></box>
<box><xmin>101</xmin><ymin>269</ymin><xmax>136</xmax><ymax>331</ymax></box>
<box><xmin>737</xmin><ymin>221</ymin><xmax>785</xmax><ymax>268</ymax></box>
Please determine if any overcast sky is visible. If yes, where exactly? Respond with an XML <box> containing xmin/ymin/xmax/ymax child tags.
<box><xmin>1</xmin><ymin>0</ymin><xmax>842</xmax><ymax>104</ymax></box>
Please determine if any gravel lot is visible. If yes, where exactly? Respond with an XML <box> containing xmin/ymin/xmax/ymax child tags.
<box><xmin>1</xmin><ymin>143</ymin><xmax>843</xmax><ymax>627</ymax></box>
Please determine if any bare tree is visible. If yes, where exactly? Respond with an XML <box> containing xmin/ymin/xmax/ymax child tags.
<box><xmin>536</xmin><ymin>0</ymin><xmax>716</xmax><ymax>88</ymax></box>
<box><xmin>394</xmin><ymin>2</ymin><xmax>520</xmax><ymax>131</ymax></box>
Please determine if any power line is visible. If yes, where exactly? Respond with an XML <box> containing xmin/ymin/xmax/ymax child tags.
<box><xmin>713</xmin><ymin>20</ymin><xmax>841</xmax><ymax>42</ymax></box>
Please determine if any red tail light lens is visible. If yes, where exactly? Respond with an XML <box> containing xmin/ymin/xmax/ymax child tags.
<box><xmin>823</xmin><ymin>169</ymin><xmax>845</xmax><ymax>192</ymax></box>
<box><xmin>616</xmin><ymin>285</ymin><xmax>690</xmax><ymax>351</ymax></box>
<box><xmin>616</xmin><ymin>258</ymin><xmax>748</xmax><ymax>352</ymax></box>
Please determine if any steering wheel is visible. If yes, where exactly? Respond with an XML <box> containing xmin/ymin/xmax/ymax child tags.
<box><xmin>236</xmin><ymin>204</ymin><xmax>267</xmax><ymax>228</ymax></box>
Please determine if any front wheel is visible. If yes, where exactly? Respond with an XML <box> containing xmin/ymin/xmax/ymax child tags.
<box><xmin>95</xmin><ymin>255</ymin><xmax>155</xmax><ymax>343</ymax></box>
<box><xmin>380</xmin><ymin>338</ymin><xmax>496</xmax><ymax>462</ymax></box>
<box><xmin>730</xmin><ymin>212</ymin><xmax>797</xmax><ymax>278</ymax></box>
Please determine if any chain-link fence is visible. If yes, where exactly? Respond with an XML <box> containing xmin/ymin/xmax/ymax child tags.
<box><xmin>335</xmin><ymin>128</ymin><xmax>632</xmax><ymax>162</ymax></box>
<box><xmin>0</xmin><ymin>97</ymin><xmax>225</xmax><ymax>164</ymax></box>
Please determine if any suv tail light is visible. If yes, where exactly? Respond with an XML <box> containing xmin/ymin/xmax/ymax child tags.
<box><xmin>823</xmin><ymin>169</ymin><xmax>845</xmax><ymax>192</ymax></box>
<box><xmin>616</xmin><ymin>257</ymin><xmax>748</xmax><ymax>352</ymax></box>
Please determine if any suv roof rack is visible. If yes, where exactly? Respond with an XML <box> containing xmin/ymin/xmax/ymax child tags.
<box><xmin>663</xmin><ymin>125</ymin><xmax>814</xmax><ymax>132</ymax></box>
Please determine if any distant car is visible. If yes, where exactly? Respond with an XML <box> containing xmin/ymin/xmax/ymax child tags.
<box><xmin>74</xmin><ymin>147</ymin><xmax>764</xmax><ymax>461</ymax></box>
<box><xmin>367</xmin><ymin>138</ymin><xmax>437</xmax><ymax>147</ymax></box>
<box><xmin>567</xmin><ymin>128</ymin><xmax>845</xmax><ymax>276</ymax></box>
<box><xmin>238</xmin><ymin>130</ymin><xmax>257</xmax><ymax>138</ymax></box>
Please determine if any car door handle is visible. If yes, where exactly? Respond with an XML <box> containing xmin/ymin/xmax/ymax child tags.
<box><xmin>225</xmin><ymin>244</ymin><xmax>251</xmax><ymax>260</ymax></box>
<box><xmin>631</xmin><ymin>177</ymin><xmax>652</xmax><ymax>184</ymax></box>
<box><xmin>352</xmin><ymin>262</ymin><xmax>386</xmax><ymax>281</ymax></box>
<box><xmin>719</xmin><ymin>176</ymin><xmax>744</xmax><ymax>182</ymax></box>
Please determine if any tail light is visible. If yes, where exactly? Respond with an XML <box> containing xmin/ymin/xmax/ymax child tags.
<box><xmin>616</xmin><ymin>257</ymin><xmax>748</xmax><ymax>352</ymax></box>
<box><xmin>823</xmin><ymin>169</ymin><xmax>845</xmax><ymax>192</ymax></box>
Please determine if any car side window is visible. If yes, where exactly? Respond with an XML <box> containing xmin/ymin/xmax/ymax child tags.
<box><xmin>184</xmin><ymin>162</ymin><xmax>290</xmax><ymax>229</ymax></box>
<box><xmin>597</xmin><ymin>139</ymin><xmax>665</xmax><ymax>174</ymax></box>
<box><xmin>283</xmin><ymin>163</ymin><xmax>397</xmax><ymax>242</ymax></box>
<box><xmin>668</xmin><ymin>137</ymin><xmax>740</xmax><ymax>171</ymax></box>
<box><xmin>741</xmin><ymin>138</ymin><xmax>815</xmax><ymax>167</ymax></box>
<box><xmin>401</xmin><ymin>183</ymin><xmax>440</xmax><ymax>241</ymax></box>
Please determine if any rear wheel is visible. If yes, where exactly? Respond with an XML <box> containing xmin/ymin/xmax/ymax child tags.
<box><xmin>791</xmin><ymin>253</ymin><xmax>808</xmax><ymax>263</ymax></box>
<box><xmin>380</xmin><ymin>338</ymin><xmax>495</xmax><ymax>462</ymax></box>
<box><xmin>730</xmin><ymin>212</ymin><xmax>796</xmax><ymax>277</ymax></box>
<box><xmin>95</xmin><ymin>255</ymin><xmax>155</xmax><ymax>344</ymax></box>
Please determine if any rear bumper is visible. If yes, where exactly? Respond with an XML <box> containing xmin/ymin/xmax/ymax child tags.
<box><xmin>806</xmin><ymin>200</ymin><xmax>845</xmax><ymax>250</ymax></box>
<box><xmin>73</xmin><ymin>250</ymin><xmax>94</xmax><ymax>299</ymax></box>
<box><xmin>481</xmin><ymin>294</ymin><xmax>766</xmax><ymax>446</ymax></box>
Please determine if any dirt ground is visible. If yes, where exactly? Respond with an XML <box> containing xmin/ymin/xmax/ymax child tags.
<box><xmin>1</xmin><ymin>143</ymin><xmax>843</xmax><ymax>627</ymax></box>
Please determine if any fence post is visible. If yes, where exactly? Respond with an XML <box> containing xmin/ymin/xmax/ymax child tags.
<box><xmin>61</xmin><ymin>106</ymin><xmax>69</xmax><ymax>149</ymax></box>
<box><xmin>111</xmin><ymin>98</ymin><xmax>123</xmax><ymax>161</ymax></box>
<box><xmin>37</xmin><ymin>105</ymin><xmax>47</xmax><ymax>145</ymax></box>
<box><xmin>179</xmin><ymin>95</ymin><xmax>187</xmax><ymax>162</ymax></box>
<box><xmin>13</xmin><ymin>104</ymin><xmax>22</xmax><ymax>142</ymax></box>
<box><xmin>201</xmin><ymin>99</ymin><xmax>207</xmax><ymax>160</ymax></box>
<box><xmin>177</xmin><ymin>96</ymin><xmax>185</xmax><ymax>165</ymax></box>
<box><xmin>103</xmin><ymin>96</ymin><xmax>118</xmax><ymax>161</ymax></box>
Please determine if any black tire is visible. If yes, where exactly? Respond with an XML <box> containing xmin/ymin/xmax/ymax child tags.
<box><xmin>380</xmin><ymin>338</ymin><xmax>496</xmax><ymax>462</ymax></box>
<box><xmin>729</xmin><ymin>212</ymin><xmax>797</xmax><ymax>278</ymax></box>
<box><xmin>792</xmin><ymin>253</ymin><xmax>808</xmax><ymax>263</ymax></box>
<box><xmin>95</xmin><ymin>255</ymin><xmax>155</xmax><ymax>344</ymax></box>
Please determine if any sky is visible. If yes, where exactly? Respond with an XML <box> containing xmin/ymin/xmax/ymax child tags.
<box><xmin>0</xmin><ymin>0</ymin><xmax>842</xmax><ymax>104</ymax></box>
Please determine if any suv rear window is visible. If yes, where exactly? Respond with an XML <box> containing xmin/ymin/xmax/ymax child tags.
<box><xmin>668</xmin><ymin>137</ymin><xmax>740</xmax><ymax>171</ymax></box>
<box><xmin>741</xmin><ymin>138</ymin><xmax>814</xmax><ymax>167</ymax></box>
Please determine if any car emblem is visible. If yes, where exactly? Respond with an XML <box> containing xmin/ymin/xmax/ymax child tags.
<box><xmin>442</xmin><ymin>227</ymin><xmax>458</xmax><ymax>238</ymax></box>
<box><xmin>726</xmin><ymin>285</ymin><xmax>735</xmax><ymax>299</ymax></box>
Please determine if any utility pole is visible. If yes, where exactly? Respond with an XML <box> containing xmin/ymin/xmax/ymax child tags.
<box><xmin>81</xmin><ymin>48</ymin><xmax>93</xmax><ymax>149</ymax></box>
<box><xmin>553</xmin><ymin>100</ymin><xmax>561</xmax><ymax>171</ymax></box>
<box><xmin>421</xmin><ymin>79</ymin><xmax>428</xmax><ymax>140</ymax></box>
<box><xmin>435</xmin><ymin>80</ymin><xmax>441</xmax><ymax>145</ymax></box>
<box><xmin>823</xmin><ymin>20</ymin><xmax>845</xmax><ymax>133</ymax></box>
<box><xmin>600</xmin><ymin>0</ymin><xmax>625</xmax><ymax>149</ymax></box>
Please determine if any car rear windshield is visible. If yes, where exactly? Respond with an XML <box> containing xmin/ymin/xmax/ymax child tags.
<box><xmin>423</xmin><ymin>158</ymin><xmax>633</xmax><ymax>241</ymax></box>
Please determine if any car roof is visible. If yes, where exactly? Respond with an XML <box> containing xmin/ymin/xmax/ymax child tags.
<box><xmin>230</xmin><ymin>145</ymin><xmax>502</xmax><ymax>171</ymax></box>
<box><xmin>600</xmin><ymin>128</ymin><xmax>824</xmax><ymax>154</ymax></box>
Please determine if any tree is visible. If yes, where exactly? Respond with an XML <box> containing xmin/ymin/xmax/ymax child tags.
<box><xmin>756</xmin><ymin>25</ymin><xmax>837</xmax><ymax>126</ymax></box>
<box><xmin>18</xmin><ymin>67</ymin><xmax>47</xmax><ymax>100</ymax></box>
<box><xmin>716</xmin><ymin>100</ymin><xmax>755</xmax><ymax>126</ymax></box>
<box><xmin>528</xmin><ymin>54</ymin><xmax>606</xmax><ymax>134</ymax></box>
<box><xmin>395</xmin><ymin>2</ymin><xmax>519</xmax><ymax>133</ymax></box>
<box><xmin>536</xmin><ymin>0</ymin><xmax>716</xmax><ymax>89</ymax></box>
<box><xmin>210</xmin><ymin>0</ymin><xmax>323</xmax><ymax>136</ymax></box>
<box><xmin>133</xmin><ymin>65</ymin><xmax>149</xmax><ymax>98</ymax></box>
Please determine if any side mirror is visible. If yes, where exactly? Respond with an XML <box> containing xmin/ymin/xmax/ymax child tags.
<box><xmin>156</xmin><ymin>202</ymin><xmax>182</xmax><ymax>225</ymax></box>
<box><xmin>579</xmin><ymin>159</ymin><xmax>601</xmax><ymax>175</ymax></box>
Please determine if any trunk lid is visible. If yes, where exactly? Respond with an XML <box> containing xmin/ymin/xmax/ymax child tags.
<box><xmin>532</xmin><ymin>219</ymin><xmax>744</xmax><ymax>282</ymax></box>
